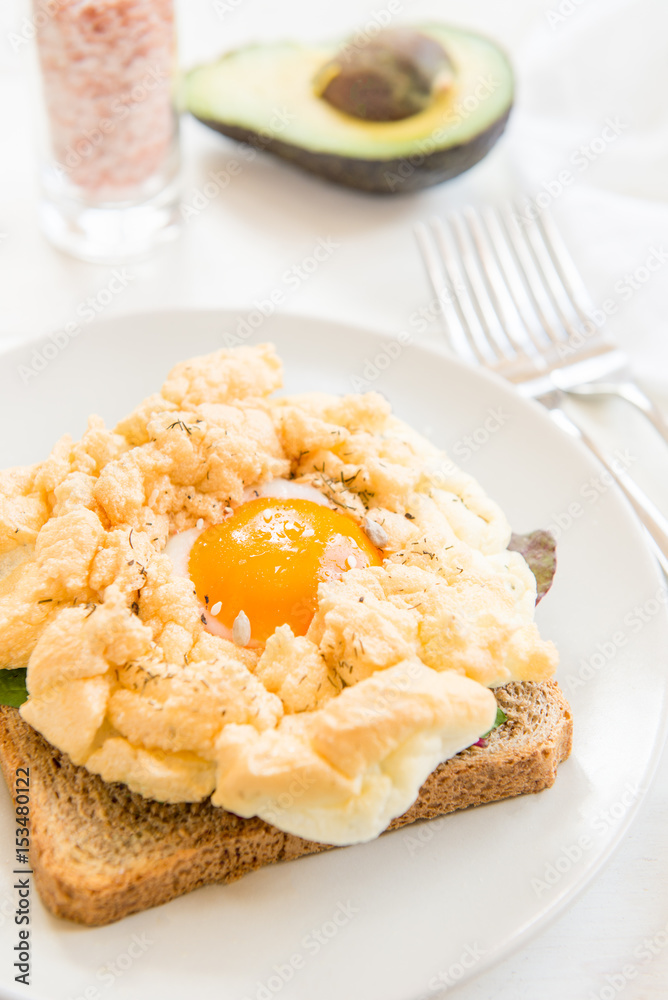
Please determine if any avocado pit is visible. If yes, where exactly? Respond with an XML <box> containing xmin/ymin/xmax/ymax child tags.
<box><xmin>315</xmin><ymin>28</ymin><xmax>454</xmax><ymax>122</ymax></box>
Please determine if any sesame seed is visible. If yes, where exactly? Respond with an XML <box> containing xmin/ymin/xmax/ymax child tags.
<box><xmin>233</xmin><ymin>610</ymin><xmax>251</xmax><ymax>647</ymax></box>
<box><xmin>196</xmin><ymin>518</ymin><xmax>204</xmax><ymax>530</ymax></box>
<box><xmin>210</xmin><ymin>601</ymin><xmax>222</xmax><ymax>616</ymax></box>
<box><xmin>346</xmin><ymin>555</ymin><xmax>358</xmax><ymax>569</ymax></box>
<box><xmin>363</xmin><ymin>517</ymin><xmax>389</xmax><ymax>550</ymax></box>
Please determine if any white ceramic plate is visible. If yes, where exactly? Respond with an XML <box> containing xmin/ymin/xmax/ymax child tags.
<box><xmin>0</xmin><ymin>310</ymin><xmax>666</xmax><ymax>1000</ymax></box>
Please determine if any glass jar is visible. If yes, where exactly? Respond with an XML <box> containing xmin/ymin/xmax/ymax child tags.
<box><xmin>34</xmin><ymin>0</ymin><xmax>181</xmax><ymax>262</ymax></box>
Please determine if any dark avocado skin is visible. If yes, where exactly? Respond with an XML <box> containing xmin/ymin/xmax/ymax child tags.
<box><xmin>194</xmin><ymin>108</ymin><xmax>511</xmax><ymax>194</ymax></box>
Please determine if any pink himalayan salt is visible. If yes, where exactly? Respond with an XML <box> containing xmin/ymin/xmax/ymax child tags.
<box><xmin>36</xmin><ymin>0</ymin><xmax>176</xmax><ymax>195</ymax></box>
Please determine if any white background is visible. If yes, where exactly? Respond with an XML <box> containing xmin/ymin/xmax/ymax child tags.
<box><xmin>1</xmin><ymin>0</ymin><xmax>668</xmax><ymax>997</ymax></box>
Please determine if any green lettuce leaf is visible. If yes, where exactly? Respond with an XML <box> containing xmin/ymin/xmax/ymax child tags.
<box><xmin>508</xmin><ymin>529</ymin><xmax>557</xmax><ymax>604</ymax></box>
<box><xmin>482</xmin><ymin>706</ymin><xmax>507</xmax><ymax>738</ymax></box>
<box><xmin>0</xmin><ymin>668</ymin><xmax>28</xmax><ymax>708</ymax></box>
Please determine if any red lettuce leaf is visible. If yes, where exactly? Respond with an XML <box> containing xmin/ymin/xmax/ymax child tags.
<box><xmin>508</xmin><ymin>530</ymin><xmax>557</xmax><ymax>604</ymax></box>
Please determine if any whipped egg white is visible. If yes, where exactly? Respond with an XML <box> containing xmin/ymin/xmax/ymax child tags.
<box><xmin>0</xmin><ymin>344</ymin><xmax>558</xmax><ymax>846</ymax></box>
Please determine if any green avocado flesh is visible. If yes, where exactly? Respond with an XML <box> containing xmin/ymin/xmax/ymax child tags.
<box><xmin>185</xmin><ymin>25</ymin><xmax>514</xmax><ymax>194</ymax></box>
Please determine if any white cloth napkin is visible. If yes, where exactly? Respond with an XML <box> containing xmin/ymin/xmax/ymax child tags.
<box><xmin>508</xmin><ymin>0</ymin><xmax>668</xmax><ymax>396</ymax></box>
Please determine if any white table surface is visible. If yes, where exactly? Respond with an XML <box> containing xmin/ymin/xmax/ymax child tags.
<box><xmin>2</xmin><ymin>0</ymin><xmax>668</xmax><ymax>997</ymax></box>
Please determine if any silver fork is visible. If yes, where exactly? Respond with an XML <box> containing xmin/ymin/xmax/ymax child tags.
<box><xmin>415</xmin><ymin>206</ymin><xmax>668</xmax><ymax>572</ymax></box>
<box><xmin>418</xmin><ymin>206</ymin><xmax>668</xmax><ymax>442</ymax></box>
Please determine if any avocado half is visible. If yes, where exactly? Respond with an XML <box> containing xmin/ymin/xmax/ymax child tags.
<box><xmin>185</xmin><ymin>25</ymin><xmax>514</xmax><ymax>194</ymax></box>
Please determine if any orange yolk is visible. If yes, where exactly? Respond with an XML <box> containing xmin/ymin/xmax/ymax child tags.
<box><xmin>188</xmin><ymin>497</ymin><xmax>383</xmax><ymax>643</ymax></box>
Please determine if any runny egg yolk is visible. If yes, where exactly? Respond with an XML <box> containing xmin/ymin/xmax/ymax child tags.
<box><xmin>188</xmin><ymin>497</ymin><xmax>383</xmax><ymax>643</ymax></box>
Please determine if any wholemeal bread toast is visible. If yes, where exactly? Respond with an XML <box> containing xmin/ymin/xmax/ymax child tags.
<box><xmin>0</xmin><ymin>344</ymin><xmax>570</xmax><ymax>926</ymax></box>
<box><xmin>0</xmin><ymin>680</ymin><xmax>572</xmax><ymax>927</ymax></box>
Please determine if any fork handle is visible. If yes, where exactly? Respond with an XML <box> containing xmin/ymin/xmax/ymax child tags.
<box><xmin>547</xmin><ymin>402</ymin><xmax>668</xmax><ymax>576</ymax></box>
<box><xmin>611</xmin><ymin>380</ymin><xmax>668</xmax><ymax>447</ymax></box>
<box><xmin>565</xmin><ymin>380</ymin><xmax>668</xmax><ymax>448</ymax></box>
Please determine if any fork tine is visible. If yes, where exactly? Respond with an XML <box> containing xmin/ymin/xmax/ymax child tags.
<box><xmin>536</xmin><ymin>209</ymin><xmax>596</xmax><ymax>322</ymax></box>
<box><xmin>480</xmin><ymin>207</ymin><xmax>554</xmax><ymax>355</ymax></box>
<box><xmin>448</xmin><ymin>211</ymin><xmax>517</xmax><ymax>362</ymax></box>
<box><xmin>499</xmin><ymin>205</ymin><xmax>572</xmax><ymax>348</ymax></box>
<box><xmin>462</xmin><ymin>206</ymin><xmax>540</xmax><ymax>360</ymax></box>
<box><xmin>414</xmin><ymin>222</ymin><xmax>476</xmax><ymax>363</ymax></box>
<box><xmin>519</xmin><ymin>206</ymin><xmax>591</xmax><ymax>343</ymax></box>
<box><xmin>430</xmin><ymin>217</ymin><xmax>500</xmax><ymax>365</ymax></box>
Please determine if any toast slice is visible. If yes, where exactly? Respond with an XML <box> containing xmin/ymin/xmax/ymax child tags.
<box><xmin>0</xmin><ymin>680</ymin><xmax>572</xmax><ymax>927</ymax></box>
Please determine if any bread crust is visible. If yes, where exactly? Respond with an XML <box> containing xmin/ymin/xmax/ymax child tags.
<box><xmin>0</xmin><ymin>680</ymin><xmax>572</xmax><ymax>926</ymax></box>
